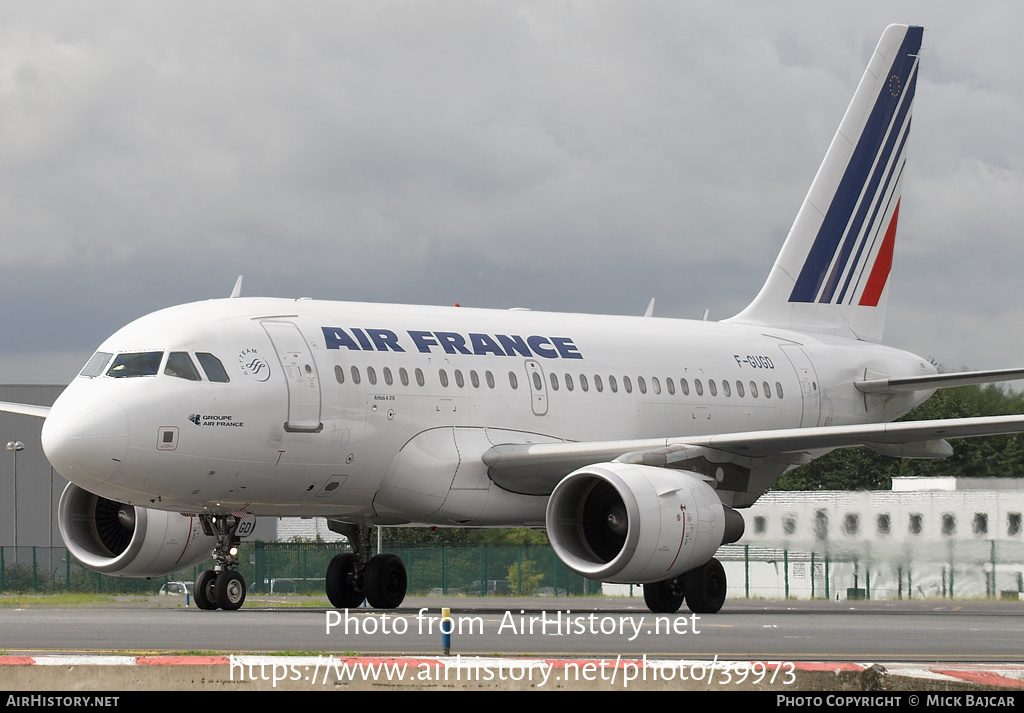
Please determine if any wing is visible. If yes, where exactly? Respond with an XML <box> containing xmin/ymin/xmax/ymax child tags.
<box><xmin>482</xmin><ymin>414</ymin><xmax>1024</xmax><ymax>497</ymax></box>
<box><xmin>0</xmin><ymin>401</ymin><xmax>50</xmax><ymax>419</ymax></box>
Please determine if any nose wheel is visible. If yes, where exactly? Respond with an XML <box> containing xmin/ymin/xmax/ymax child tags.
<box><xmin>193</xmin><ymin>514</ymin><xmax>247</xmax><ymax>611</ymax></box>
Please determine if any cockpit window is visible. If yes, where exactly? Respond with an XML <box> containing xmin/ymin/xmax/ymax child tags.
<box><xmin>107</xmin><ymin>352</ymin><xmax>163</xmax><ymax>378</ymax></box>
<box><xmin>80</xmin><ymin>351</ymin><xmax>113</xmax><ymax>378</ymax></box>
<box><xmin>165</xmin><ymin>352</ymin><xmax>202</xmax><ymax>381</ymax></box>
<box><xmin>196</xmin><ymin>352</ymin><xmax>230</xmax><ymax>383</ymax></box>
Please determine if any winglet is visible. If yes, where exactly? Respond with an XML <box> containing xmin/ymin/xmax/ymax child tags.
<box><xmin>230</xmin><ymin>276</ymin><xmax>243</xmax><ymax>299</ymax></box>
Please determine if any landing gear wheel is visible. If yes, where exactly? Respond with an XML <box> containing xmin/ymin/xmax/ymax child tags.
<box><xmin>684</xmin><ymin>558</ymin><xmax>727</xmax><ymax>614</ymax></box>
<box><xmin>643</xmin><ymin>576</ymin><xmax>685</xmax><ymax>613</ymax></box>
<box><xmin>215</xmin><ymin>570</ymin><xmax>247</xmax><ymax>610</ymax></box>
<box><xmin>194</xmin><ymin>569</ymin><xmax>218</xmax><ymax>610</ymax></box>
<box><xmin>326</xmin><ymin>553</ymin><xmax>365</xmax><ymax>608</ymax></box>
<box><xmin>364</xmin><ymin>553</ymin><xmax>407</xmax><ymax>609</ymax></box>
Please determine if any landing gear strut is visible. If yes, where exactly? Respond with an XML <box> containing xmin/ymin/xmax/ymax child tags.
<box><xmin>193</xmin><ymin>514</ymin><xmax>247</xmax><ymax>611</ymax></box>
<box><xmin>642</xmin><ymin>557</ymin><xmax>727</xmax><ymax>615</ymax></box>
<box><xmin>325</xmin><ymin>522</ymin><xmax>407</xmax><ymax>609</ymax></box>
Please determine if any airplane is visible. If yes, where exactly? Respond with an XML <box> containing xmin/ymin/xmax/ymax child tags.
<box><xmin>4</xmin><ymin>23</ymin><xmax>1024</xmax><ymax>615</ymax></box>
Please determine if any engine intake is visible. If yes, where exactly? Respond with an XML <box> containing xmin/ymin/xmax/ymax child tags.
<box><xmin>58</xmin><ymin>483</ymin><xmax>215</xmax><ymax>577</ymax></box>
<box><xmin>545</xmin><ymin>463</ymin><xmax>742</xmax><ymax>583</ymax></box>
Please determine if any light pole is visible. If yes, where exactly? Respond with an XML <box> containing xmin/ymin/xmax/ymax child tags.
<box><xmin>7</xmin><ymin>441</ymin><xmax>24</xmax><ymax>550</ymax></box>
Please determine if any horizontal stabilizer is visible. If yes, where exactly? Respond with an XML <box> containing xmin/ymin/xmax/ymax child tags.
<box><xmin>855</xmin><ymin>367</ymin><xmax>1024</xmax><ymax>394</ymax></box>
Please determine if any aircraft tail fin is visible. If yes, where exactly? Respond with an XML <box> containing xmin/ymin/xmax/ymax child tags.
<box><xmin>727</xmin><ymin>24</ymin><xmax>923</xmax><ymax>343</ymax></box>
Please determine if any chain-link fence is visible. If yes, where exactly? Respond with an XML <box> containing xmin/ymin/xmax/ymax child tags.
<box><xmin>2</xmin><ymin>541</ymin><xmax>1022</xmax><ymax>600</ymax></box>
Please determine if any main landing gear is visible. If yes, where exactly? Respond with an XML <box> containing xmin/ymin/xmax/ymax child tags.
<box><xmin>325</xmin><ymin>522</ymin><xmax>408</xmax><ymax>609</ymax></box>
<box><xmin>643</xmin><ymin>557</ymin><xmax>727</xmax><ymax>615</ymax></box>
<box><xmin>194</xmin><ymin>514</ymin><xmax>247</xmax><ymax>611</ymax></box>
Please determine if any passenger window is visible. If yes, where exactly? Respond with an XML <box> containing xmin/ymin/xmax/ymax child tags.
<box><xmin>736</xmin><ymin>380</ymin><xmax>744</xmax><ymax>397</ymax></box>
<box><xmin>165</xmin><ymin>352</ymin><xmax>201</xmax><ymax>381</ymax></box>
<box><xmin>580</xmin><ymin>374</ymin><xmax>589</xmax><ymax>392</ymax></box>
<box><xmin>638</xmin><ymin>376</ymin><xmax>647</xmax><ymax>394</ymax></box>
<box><xmin>335</xmin><ymin>365</ymin><xmax>345</xmax><ymax>384</ymax></box>
<box><xmin>508</xmin><ymin>371</ymin><xmax>518</xmax><ymax>389</ymax></box>
<box><xmin>471</xmin><ymin>370</ymin><xmax>480</xmax><ymax>388</ymax></box>
<box><xmin>455</xmin><ymin>370</ymin><xmax>465</xmax><ymax>388</ymax></box>
<box><xmin>108</xmin><ymin>352</ymin><xmax>163</xmax><ymax>378</ymax></box>
<box><xmin>439</xmin><ymin>369</ymin><xmax>449</xmax><ymax>387</ymax></box>
<box><xmin>383</xmin><ymin>367</ymin><xmax>393</xmax><ymax>386</ymax></box>
<box><xmin>196</xmin><ymin>353</ymin><xmax>230</xmax><ymax>383</ymax></box>
<box><xmin>709</xmin><ymin>379</ymin><xmax>717</xmax><ymax>397</ymax></box>
<box><xmin>666</xmin><ymin>377</ymin><xmax>675</xmax><ymax>395</ymax></box>
<box><xmin>750</xmin><ymin>381</ymin><xmax>759</xmax><ymax>398</ymax></box>
<box><xmin>594</xmin><ymin>375</ymin><xmax>603</xmax><ymax>393</ymax></box>
<box><xmin>486</xmin><ymin>371</ymin><xmax>495</xmax><ymax>389</ymax></box>
<box><xmin>680</xmin><ymin>378</ymin><xmax>690</xmax><ymax>396</ymax></box>
<box><xmin>80</xmin><ymin>351</ymin><xmax>113</xmax><ymax>378</ymax></box>
<box><xmin>609</xmin><ymin>375</ymin><xmax>618</xmax><ymax>393</ymax></box>
<box><xmin>565</xmin><ymin>374</ymin><xmax>574</xmax><ymax>392</ymax></box>
<box><xmin>367</xmin><ymin>366</ymin><xmax>377</xmax><ymax>386</ymax></box>
<box><xmin>400</xmin><ymin>367</ymin><xmax>409</xmax><ymax>386</ymax></box>
<box><xmin>549</xmin><ymin>373</ymin><xmax>559</xmax><ymax>391</ymax></box>
<box><xmin>722</xmin><ymin>379</ymin><xmax>731</xmax><ymax>397</ymax></box>
<box><xmin>763</xmin><ymin>381</ymin><xmax>771</xmax><ymax>398</ymax></box>
<box><xmin>623</xmin><ymin>376</ymin><xmax>632</xmax><ymax>393</ymax></box>
<box><xmin>351</xmin><ymin>366</ymin><xmax>361</xmax><ymax>385</ymax></box>
<box><xmin>652</xmin><ymin>377</ymin><xmax>661</xmax><ymax>395</ymax></box>
<box><xmin>532</xmin><ymin>372</ymin><xmax>542</xmax><ymax>391</ymax></box>
<box><xmin>415</xmin><ymin>368</ymin><xmax>425</xmax><ymax>387</ymax></box>
<box><xmin>775</xmin><ymin>382</ymin><xmax>784</xmax><ymax>399</ymax></box>
<box><xmin>695</xmin><ymin>379</ymin><xmax>703</xmax><ymax>396</ymax></box>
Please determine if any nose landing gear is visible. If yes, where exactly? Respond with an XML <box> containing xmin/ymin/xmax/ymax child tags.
<box><xmin>193</xmin><ymin>514</ymin><xmax>247</xmax><ymax>611</ymax></box>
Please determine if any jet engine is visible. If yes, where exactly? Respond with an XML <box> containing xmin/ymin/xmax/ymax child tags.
<box><xmin>58</xmin><ymin>483</ymin><xmax>215</xmax><ymax>577</ymax></box>
<box><xmin>545</xmin><ymin>463</ymin><xmax>744</xmax><ymax>583</ymax></box>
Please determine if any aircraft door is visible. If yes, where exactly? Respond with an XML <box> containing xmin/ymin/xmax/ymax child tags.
<box><xmin>525</xmin><ymin>359</ymin><xmax>548</xmax><ymax>416</ymax></box>
<box><xmin>262</xmin><ymin>320</ymin><xmax>323</xmax><ymax>432</ymax></box>
<box><xmin>779</xmin><ymin>344</ymin><xmax>820</xmax><ymax>428</ymax></box>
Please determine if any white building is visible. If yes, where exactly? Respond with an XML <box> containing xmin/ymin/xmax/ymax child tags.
<box><xmin>719</xmin><ymin>477</ymin><xmax>1024</xmax><ymax>600</ymax></box>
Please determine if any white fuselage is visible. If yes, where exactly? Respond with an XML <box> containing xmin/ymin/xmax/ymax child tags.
<box><xmin>40</xmin><ymin>297</ymin><xmax>934</xmax><ymax>525</ymax></box>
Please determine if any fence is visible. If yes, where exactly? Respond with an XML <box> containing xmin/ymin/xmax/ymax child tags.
<box><xmin>0</xmin><ymin>542</ymin><xmax>597</xmax><ymax>597</ymax></box>
<box><xmin>2</xmin><ymin>541</ymin><xmax>1023</xmax><ymax>600</ymax></box>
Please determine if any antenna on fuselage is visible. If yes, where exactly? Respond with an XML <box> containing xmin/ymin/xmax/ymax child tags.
<box><xmin>643</xmin><ymin>298</ymin><xmax>655</xmax><ymax>317</ymax></box>
<box><xmin>230</xmin><ymin>276</ymin><xmax>243</xmax><ymax>298</ymax></box>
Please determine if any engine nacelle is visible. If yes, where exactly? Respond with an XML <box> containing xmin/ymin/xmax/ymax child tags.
<box><xmin>545</xmin><ymin>463</ymin><xmax>743</xmax><ymax>583</ymax></box>
<box><xmin>58</xmin><ymin>483</ymin><xmax>215</xmax><ymax>577</ymax></box>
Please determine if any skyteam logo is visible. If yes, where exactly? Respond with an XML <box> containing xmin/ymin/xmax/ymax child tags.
<box><xmin>238</xmin><ymin>348</ymin><xmax>271</xmax><ymax>382</ymax></box>
<box><xmin>189</xmin><ymin>413</ymin><xmax>202</xmax><ymax>426</ymax></box>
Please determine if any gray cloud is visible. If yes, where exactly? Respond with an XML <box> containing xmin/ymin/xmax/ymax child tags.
<box><xmin>1</xmin><ymin>2</ymin><xmax>1023</xmax><ymax>383</ymax></box>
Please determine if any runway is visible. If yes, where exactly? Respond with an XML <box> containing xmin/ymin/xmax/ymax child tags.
<box><xmin>2</xmin><ymin>596</ymin><xmax>1022</xmax><ymax>663</ymax></box>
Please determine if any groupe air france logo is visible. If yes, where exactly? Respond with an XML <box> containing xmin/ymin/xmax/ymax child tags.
<box><xmin>188</xmin><ymin>413</ymin><xmax>245</xmax><ymax>428</ymax></box>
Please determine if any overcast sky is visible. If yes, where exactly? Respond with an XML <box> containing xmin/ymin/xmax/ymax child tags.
<box><xmin>2</xmin><ymin>1</ymin><xmax>1023</xmax><ymax>384</ymax></box>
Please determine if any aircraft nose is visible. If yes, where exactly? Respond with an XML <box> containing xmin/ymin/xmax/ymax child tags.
<box><xmin>42</xmin><ymin>400</ymin><xmax>130</xmax><ymax>484</ymax></box>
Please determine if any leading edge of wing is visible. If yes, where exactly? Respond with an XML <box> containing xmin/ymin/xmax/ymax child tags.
<box><xmin>482</xmin><ymin>414</ymin><xmax>1024</xmax><ymax>494</ymax></box>
<box><xmin>0</xmin><ymin>401</ymin><xmax>51</xmax><ymax>419</ymax></box>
